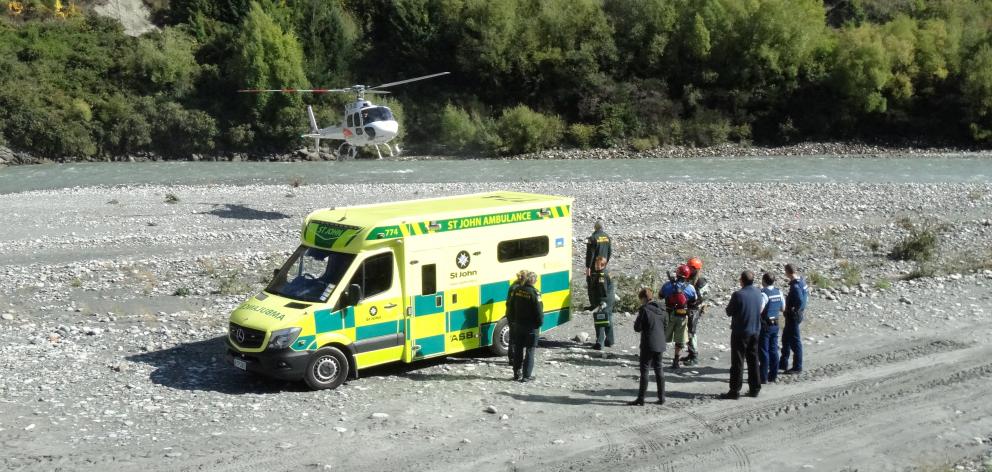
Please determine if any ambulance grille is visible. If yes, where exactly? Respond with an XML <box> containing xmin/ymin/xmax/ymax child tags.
<box><xmin>229</xmin><ymin>323</ymin><xmax>265</xmax><ymax>349</ymax></box>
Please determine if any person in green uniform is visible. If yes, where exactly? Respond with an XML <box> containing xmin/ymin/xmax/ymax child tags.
<box><xmin>584</xmin><ymin>220</ymin><xmax>612</xmax><ymax>307</ymax></box>
<box><xmin>589</xmin><ymin>256</ymin><xmax>615</xmax><ymax>350</ymax></box>
<box><xmin>510</xmin><ymin>271</ymin><xmax>544</xmax><ymax>382</ymax></box>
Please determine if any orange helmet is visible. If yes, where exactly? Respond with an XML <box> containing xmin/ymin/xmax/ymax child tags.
<box><xmin>676</xmin><ymin>264</ymin><xmax>692</xmax><ymax>279</ymax></box>
<box><xmin>687</xmin><ymin>257</ymin><xmax>703</xmax><ymax>270</ymax></box>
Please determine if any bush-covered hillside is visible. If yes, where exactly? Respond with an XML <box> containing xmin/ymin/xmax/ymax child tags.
<box><xmin>1</xmin><ymin>0</ymin><xmax>991</xmax><ymax>159</ymax></box>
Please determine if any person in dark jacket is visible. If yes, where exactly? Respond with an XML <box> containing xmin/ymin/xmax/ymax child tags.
<box><xmin>584</xmin><ymin>220</ymin><xmax>612</xmax><ymax>306</ymax></box>
<box><xmin>589</xmin><ymin>256</ymin><xmax>615</xmax><ymax>350</ymax></box>
<box><xmin>510</xmin><ymin>271</ymin><xmax>544</xmax><ymax>382</ymax></box>
<box><xmin>629</xmin><ymin>288</ymin><xmax>668</xmax><ymax>406</ymax></box>
<box><xmin>720</xmin><ymin>270</ymin><xmax>764</xmax><ymax>399</ymax></box>
<box><xmin>505</xmin><ymin>270</ymin><xmax>527</xmax><ymax>380</ymax></box>
<box><xmin>780</xmin><ymin>263</ymin><xmax>809</xmax><ymax>374</ymax></box>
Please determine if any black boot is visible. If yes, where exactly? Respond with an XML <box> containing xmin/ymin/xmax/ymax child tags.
<box><xmin>627</xmin><ymin>398</ymin><xmax>645</xmax><ymax>406</ymax></box>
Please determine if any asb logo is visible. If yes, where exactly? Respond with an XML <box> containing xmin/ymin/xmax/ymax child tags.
<box><xmin>455</xmin><ymin>250</ymin><xmax>471</xmax><ymax>269</ymax></box>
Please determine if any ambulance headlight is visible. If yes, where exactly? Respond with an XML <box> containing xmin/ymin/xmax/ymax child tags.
<box><xmin>267</xmin><ymin>327</ymin><xmax>302</xmax><ymax>350</ymax></box>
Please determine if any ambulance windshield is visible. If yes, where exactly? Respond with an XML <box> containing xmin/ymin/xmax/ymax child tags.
<box><xmin>267</xmin><ymin>246</ymin><xmax>356</xmax><ymax>303</ymax></box>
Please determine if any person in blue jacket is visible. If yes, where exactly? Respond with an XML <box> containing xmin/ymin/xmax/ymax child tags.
<box><xmin>759</xmin><ymin>272</ymin><xmax>784</xmax><ymax>384</ymax></box>
<box><xmin>780</xmin><ymin>263</ymin><xmax>809</xmax><ymax>374</ymax></box>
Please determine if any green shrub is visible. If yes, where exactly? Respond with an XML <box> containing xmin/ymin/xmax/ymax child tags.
<box><xmin>173</xmin><ymin>287</ymin><xmax>191</xmax><ymax>296</ymax></box>
<box><xmin>890</xmin><ymin>218</ymin><xmax>943</xmax><ymax>263</ymax></box>
<box><xmin>611</xmin><ymin>269</ymin><xmax>662</xmax><ymax>314</ymax></box>
<box><xmin>742</xmin><ymin>240</ymin><xmax>777</xmax><ymax>260</ymax></box>
<box><xmin>165</xmin><ymin>193</ymin><xmax>179</xmax><ymax>204</ymax></box>
<box><xmin>494</xmin><ymin>105</ymin><xmax>564</xmax><ymax>155</ymax></box>
<box><xmin>873</xmin><ymin>279</ymin><xmax>891</xmax><ymax>290</ymax></box>
<box><xmin>809</xmin><ymin>271</ymin><xmax>832</xmax><ymax>288</ymax></box>
<box><xmin>865</xmin><ymin>237</ymin><xmax>882</xmax><ymax>252</ymax></box>
<box><xmin>437</xmin><ymin>104</ymin><xmax>480</xmax><ymax>152</ymax></box>
<box><xmin>681</xmin><ymin>109</ymin><xmax>732</xmax><ymax>146</ymax></box>
<box><xmin>839</xmin><ymin>261</ymin><xmax>862</xmax><ymax>286</ymax></box>
<box><xmin>217</xmin><ymin>272</ymin><xmax>250</xmax><ymax>295</ymax></box>
<box><xmin>902</xmin><ymin>263</ymin><xmax>936</xmax><ymax>280</ymax></box>
<box><xmin>630</xmin><ymin>137</ymin><xmax>657</xmax><ymax>152</ymax></box>
<box><xmin>567</xmin><ymin>123</ymin><xmax>595</xmax><ymax>149</ymax></box>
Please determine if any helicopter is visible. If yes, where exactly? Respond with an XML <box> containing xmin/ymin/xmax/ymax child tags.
<box><xmin>239</xmin><ymin>72</ymin><xmax>449</xmax><ymax>159</ymax></box>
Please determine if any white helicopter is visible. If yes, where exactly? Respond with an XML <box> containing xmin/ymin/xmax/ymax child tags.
<box><xmin>240</xmin><ymin>72</ymin><xmax>449</xmax><ymax>159</ymax></box>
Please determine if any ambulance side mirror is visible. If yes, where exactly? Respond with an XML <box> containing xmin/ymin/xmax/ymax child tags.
<box><xmin>345</xmin><ymin>284</ymin><xmax>364</xmax><ymax>306</ymax></box>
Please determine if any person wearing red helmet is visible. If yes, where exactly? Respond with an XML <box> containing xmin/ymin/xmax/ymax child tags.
<box><xmin>660</xmin><ymin>264</ymin><xmax>697</xmax><ymax>369</ymax></box>
<box><xmin>684</xmin><ymin>257</ymin><xmax>709</xmax><ymax>366</ymax></box>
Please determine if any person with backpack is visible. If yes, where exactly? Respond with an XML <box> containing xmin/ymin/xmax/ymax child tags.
<box><xmin>584</xmin><ymin>220</ymin><xmax>612</xmax><ymax>307</ymax></box>
<box><xmin>684</xmin><ymin>257</ymin><xmax>709</xmax><ymax>366</ymax></box>
<box><xmin>759</xmin><ymin>272</ymin><xmax>784</xmax><ymax>384</ymax></box>
<box><xmin>629</xmin><ymin>288</ymin><xmax>668</xmax><ymax>406</ymax></box>
<box><xmin>780</xmin><ymin>263</ymin><xmax>809</xmax><ymax>374</ymax></box>
<box><xmin>720</xmin><ymin>270</ymin><xmax>764</xmax><ymax>400</ymax></box>
<box><xmin>660</xmin><ymin>264</ymin><xmax>697</xmax><ymax>370</ymax></box>
<box><xmin>588</xmin><ymin>256</ymin><xmax>615</xmax><ymax>350</ymax></box>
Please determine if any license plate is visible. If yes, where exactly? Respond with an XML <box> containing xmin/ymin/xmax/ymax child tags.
<box><xmin>233</xmin><ymin>358</ymin><xmax>247</xmax><ymax>371</ymax></box>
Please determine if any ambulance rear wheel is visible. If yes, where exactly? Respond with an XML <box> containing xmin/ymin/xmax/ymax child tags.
<box><xmin>304</xmin><ymin>347</ymin><xmax>349</xmax><ymax>390</ymax></box>
<box><xmin>489</xmin><ymin>318</ymin><xmax>511</xmax><ymax>357</ymax></box>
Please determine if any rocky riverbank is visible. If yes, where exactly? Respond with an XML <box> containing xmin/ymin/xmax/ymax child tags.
<box><xmin>1</xmin><ymin>179</ymin><xmax>991</xmax><ymax>471</ymax></box>
<box><xmin>3</xmin><ymin>141</ymin><xmax>990</xmax><ymax>166</ymax></box>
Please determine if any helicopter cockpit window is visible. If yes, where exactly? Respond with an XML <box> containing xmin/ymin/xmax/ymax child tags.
<box><xmin>347</xmin><ymin>114</ymin><xmax>353</xmax><ymax>127</ymax></box>
<box><xmin>353</xmin><ymin>113</ymin><xmax>360</xmax><ymax>126</ymax></box>
<box><xmin>362</xmin><ymin>107</ymin><xmax>394</xmax><ymax>124</ymax></box>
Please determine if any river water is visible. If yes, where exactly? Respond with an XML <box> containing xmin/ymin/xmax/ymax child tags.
<box><xmin>1</xmin><ymin>155</ymin><xmax>990</xmax><ymax>194</ymax></box>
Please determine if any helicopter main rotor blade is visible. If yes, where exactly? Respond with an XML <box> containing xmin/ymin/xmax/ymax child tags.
<box><xmin>368</xmin><ymin>72</ymin><xmax>450</xmax><ymax>90</ymax></box>
<box><xmin>364</xmin><ymin>90</ymin><xmax>390</xmax><ymax>95</ymax></box>
<box><xmin>237</xmin><ymin>88</ymin><xmax>350</xmax><ymax>94</ymax></box>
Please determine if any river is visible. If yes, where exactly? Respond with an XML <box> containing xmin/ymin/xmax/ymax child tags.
<box><xmin>1</xmin><ymin>155</ymin><xmax>990</xmax><ymax>194</ymax></box>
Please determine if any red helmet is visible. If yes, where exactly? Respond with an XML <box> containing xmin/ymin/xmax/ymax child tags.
<box><xmin>687</xmin><ymin>257</ymin><xmax>703</xmax><ymax>270</ymax></box>
<box><xmin>676</xmin><ymin>264</ymin><xmax>692</xmax><ymax>279</ymax></box>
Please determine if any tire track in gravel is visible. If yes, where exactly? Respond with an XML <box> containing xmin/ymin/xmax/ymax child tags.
<box><xmin>532</xmin><ymin>342</ymin><xmax>992</xmax><ymax>472</ymax></box>
<box><xmin>775</xmin><ymin>338</ymin><xmax>970</xmax><ymax>385</ymax></box>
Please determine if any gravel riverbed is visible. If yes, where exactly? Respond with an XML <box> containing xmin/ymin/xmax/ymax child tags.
<box><xmin>1</xmin><ymin>177</ymin><xmax>992</xmax><ymax>471</ymax></box>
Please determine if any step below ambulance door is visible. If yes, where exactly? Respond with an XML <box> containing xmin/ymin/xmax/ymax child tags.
<box><xmin>338</xmin><ymin>250</ymin><xmax>404</xmax><ymax>368</ymax></box>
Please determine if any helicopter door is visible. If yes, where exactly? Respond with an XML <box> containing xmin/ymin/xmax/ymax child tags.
<box><xmin>353</xmin><ymin>113</ymin><xmax>362</xmax><ymax>135</ymax></box>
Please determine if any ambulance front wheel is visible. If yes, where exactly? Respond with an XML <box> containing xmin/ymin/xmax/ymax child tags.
<box><xmin>304</xmin><ymin>346</ymin><xmax>349</xmax><ymax>390</ymax></box>
<box><xmin>489</xmin><ymin>318</ymin><xmax>511</xmax><ymax>357</ymax></box>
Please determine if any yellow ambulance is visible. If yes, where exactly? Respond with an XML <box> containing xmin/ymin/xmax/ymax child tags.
<box><xmin>226</xmin><ymin>191</ymin><xmax>573</xmax><ymax>389</ymax></box>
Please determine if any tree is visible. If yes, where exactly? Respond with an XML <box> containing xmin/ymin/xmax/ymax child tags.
<box><xmin>230</xmin><ymin>1</ymin><xmax>308</xmax><ymax>145</ymax></box>
<box><xmin>291</xmin><ymin>0</ymin><xmax>359</xmax><ymax>87</ymax></box>
<box><xmin>962</xmin><ymin>43</ymin><xmax>992</xmax><ymax>141</ymax></box>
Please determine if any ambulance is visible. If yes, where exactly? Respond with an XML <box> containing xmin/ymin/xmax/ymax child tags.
<box><xmin>226</xmin><ymin>191</ymin><xmax>573</xmax><ymax>389</ymax></box>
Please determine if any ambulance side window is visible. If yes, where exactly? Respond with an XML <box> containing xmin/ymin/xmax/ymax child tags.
<box><xmin>497</xmin><ymin>236</ymin><xmax>549</xmax><ymax>262</ymax></box>
<box><xmin>422</xmin><ymin>264</ymin><xmax>436</xmax><ymax>295</ymax></box>
<box><xmin>348</xmin><ymin>252</ymin><xmax>393</xmax><ymax>300</ymax></box>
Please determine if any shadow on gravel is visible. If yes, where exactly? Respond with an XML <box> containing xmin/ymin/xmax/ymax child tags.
<box><xmin>200</xmin><ymin>203</ymin><xmax>291</xmax><ymax>220</ymax></box>
<box><xmin>127</xmin><ymin>336</ymin><xmax>308</xmax><ymax>394</ymax></box>
<box><xmin>575</xmin><ymin>388</ymin><xmax>697</xmax><ymax>400</ymax></box>
<box><xmin>613</xmin><ymin>366</ymin><xmax>730</xmax><ymax>384</ymax></box>
<box><xmin>498</xmin><ymin>392</ymin><xmax>629</xmax><ymax>406</ymax></box>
